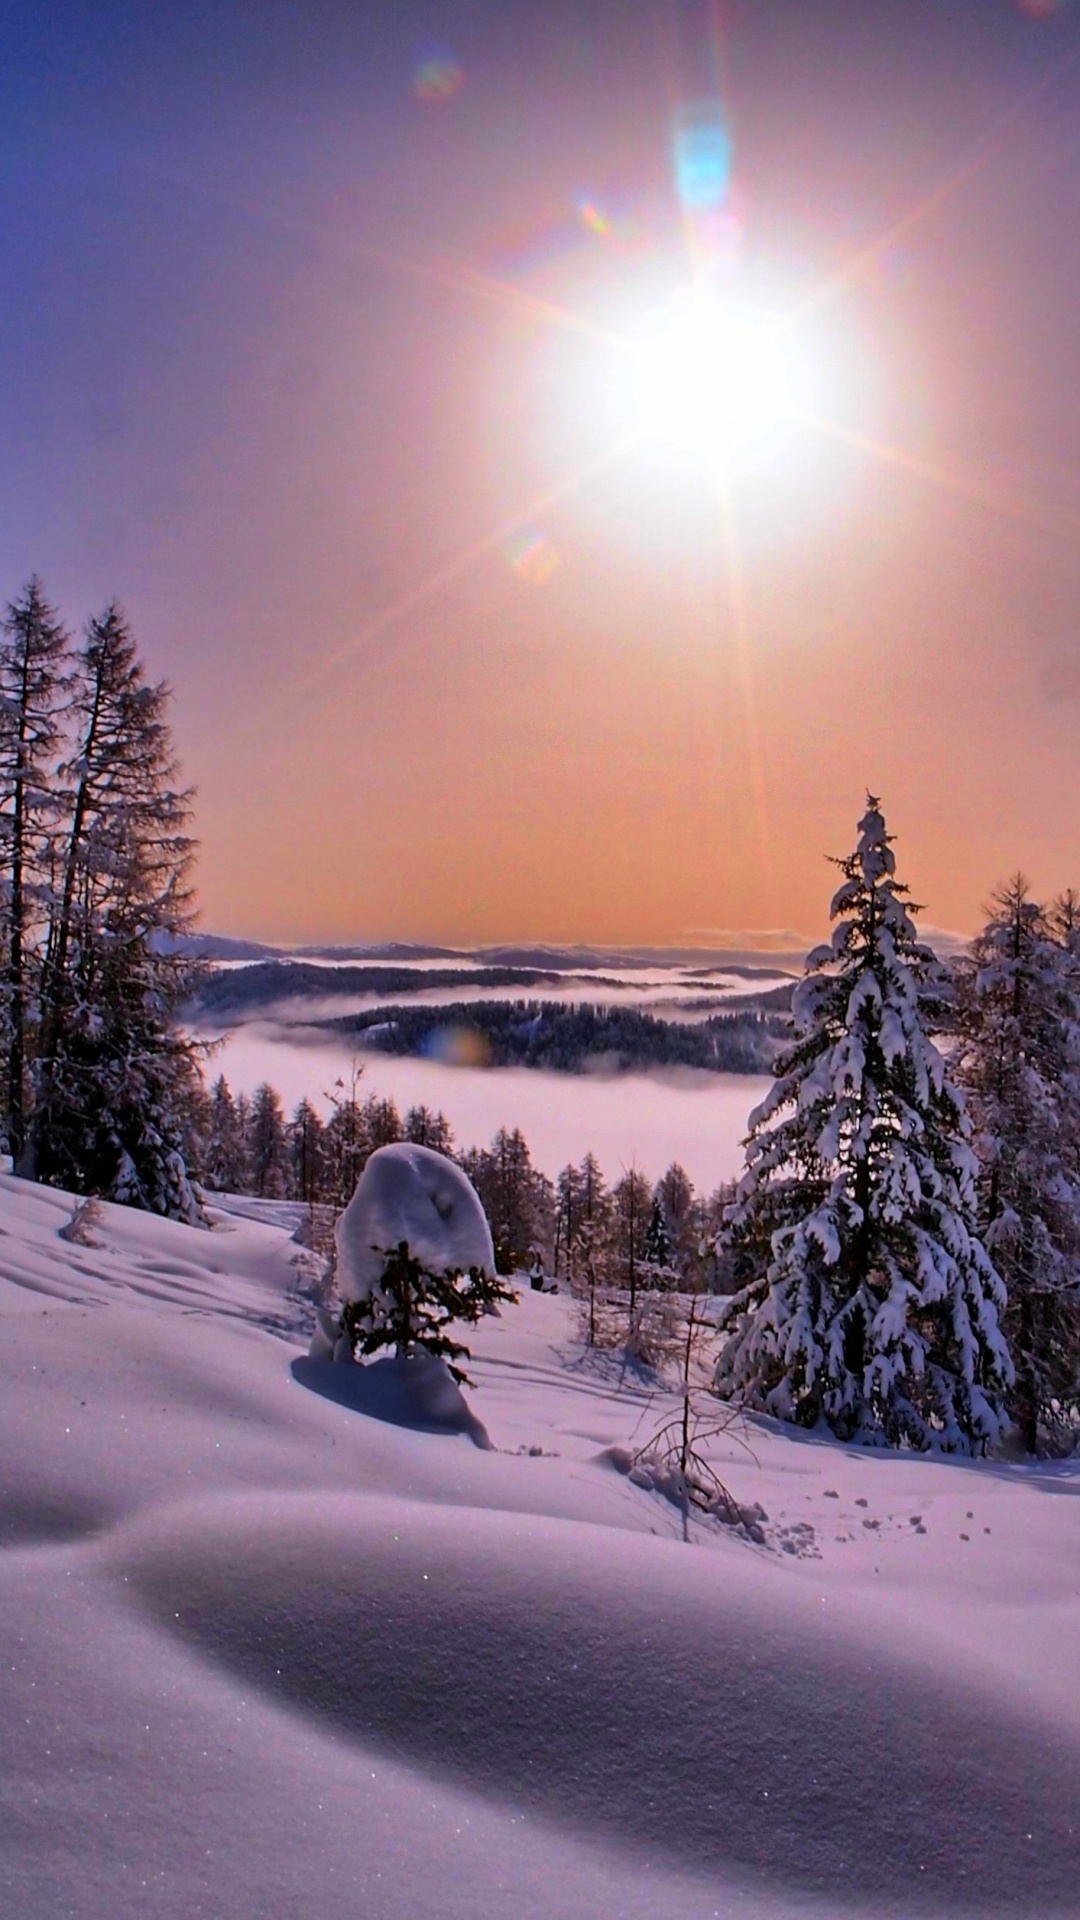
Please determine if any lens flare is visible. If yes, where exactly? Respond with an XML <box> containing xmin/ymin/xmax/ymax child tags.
<box><xmin>674</xmin><ymin>107</ymin><xmax>732</xmax><ymax>211</ymax></box>
<box><xmin>577</xmin><ymin>199</ymin><xmax>612</xmax><ymax>239</ymax></box>
<box><xmin>413</xmin><ymin>53</ymin><xmax>464</xmax><ymax>102</ymax></box>
<box><xmin>631</xmin><ymin>288</ymin><xmax>813</xmax><ymax>460</ymax></box>
<box><xmin>423</xmin><ymin>1025</ymin><xmax>491</xmax><ymax>1067</ymax></box>
<box><xmin>673</xmin><ymin>102</ymin><xmax>744</xmax><ymax>279</ymax></box>
<box><xmin>504</xmin><ymin>529</ymin><xmax>561</xmax><ymax>584</ymax></box>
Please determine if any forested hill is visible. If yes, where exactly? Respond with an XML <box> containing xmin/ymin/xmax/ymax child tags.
<box><xmin>324</xmin><ymin>998</ymin><xmax>790</xmax><ymax>1075</ymax></box>
<box><xmin>190</xmin><ymin>961</ymin><xmax>797</xmax><ymax>1024</ymax></box>
<box><xmin>191</xmin><ymin>961</ymin><xmax>569</xmax><ymax>1016</ymax></box>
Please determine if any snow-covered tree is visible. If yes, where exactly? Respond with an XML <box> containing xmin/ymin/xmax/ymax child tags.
<box><xmin>641</xmin><ymin>1193</ymin><xmax>678</xmax><ymax>1289</ymax></box>
<box><xmin>715</xmin><ymin>797</ymin><xmax>1012</xmax><ymax>1452</ymax></box>
<box><xmin>332</xmin><ymin>1143</ymin><xmax>515</xmax><ymax>1383</ymax></box>
<box><xmin>0</xmin><ymin>580</ymin><xmax>70</xmax><ymax>1162</ymax></box>
<box><xmin>31</xmin><ymin>604</ymin><xmax>204</xmax><ymax>1222</ymax></box>
<box><xmin>954</xmin><ymin>877</ymin><xmax>1080</xmax><ymax>1452</ymax></box>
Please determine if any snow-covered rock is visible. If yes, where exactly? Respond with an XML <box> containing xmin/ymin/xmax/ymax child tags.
<box><xmin>335</xmin><ymin>1143</ymin><xmax>495</xmax><ymax>1303</ymax></box>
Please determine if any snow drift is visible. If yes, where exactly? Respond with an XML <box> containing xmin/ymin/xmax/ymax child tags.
<box><xmin>2</xmin><ymin>1169</ymin><xmax>1080</xmax><ymax>1920</ymax></box>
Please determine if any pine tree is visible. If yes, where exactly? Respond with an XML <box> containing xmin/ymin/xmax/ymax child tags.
<box><xmin>287</xmin><ymin>1097</ymin><xmax>326</xmax><ymax>1205</ymax></box>
<box><xmin>462</xmin><ymin>1128</ymin><xmax>544</xmax><ymax>1274</ymax></box>
<box><xmin>247</xmin><ymin>1082</ymin><xmax>288</xmax><ymax>1198</ymax></box>
<box><xmin>31</xmin><ymin>604</ymin><xmax>204</xmax><ymax>1221</ymax></box>
<box><xmin>657</xmin><ymin>1161</ymin><xmax>698</xmax><ymax>1280</ymax></box>
<box><xmin>954</xmin><ymin>877</ymin><xmax>1080</xmax><ymax>1452</ymax></box>
<box><xmin>323</xmin><ymin>1063</ymin><xmax>368</xmax><ymax>1207</ymax></box>
<box><xmin>715</xmin><ymin>797</ymin><xmax>1012</xmax><ymax>1452</ymax></box>
<box><xmin>203</xmin><ymin>1075</ymin><xmax>250</xmax><ymax>1192</ymax></box>
<box><xmin>565</xmin><ymin>1151</ymin><xmax>613</xmax><ymax>1334</ymax></box>
<box><xmin>0</xmin><ymin>580</ymin><xmax>70</xmax><ymax>1162</ymax></box>
<box><xmin>404</xmin><ymin>1104</ymin><xmax>455</xmax><ymax>1156</ymax></box>
<box><xmin>340</xmin><ymin>1239</ymin><xmax>515</xmax><ymax>1384</ymax></box>
<box><xmin>579</xmin><ymin>1150</ymin><xmax>608</xmax><ymax>1225</ymax></box>
<box><xmin>362</xmin><ymin>1092</ymin><xmax>403</xmax><ymax>1152</ymax></box>
<box><xmin>555</xmin><ymin>1161</ymin><xmax>584</xmax><ymax>1282</ymax></box>
<box><xmin>610</xmin><ymin>1168</ymin><xmax>652</xmax><ymax>1308</ymax></box>
<box><xmin>642</xmin><ymin>1193</ymin><xmax>677</xmax><ymax>1288</ymax></box>
<box><xmin>174</xmin><ymin>1066</ymin><xmax>213</xmax><ymax>1186</ymax></box>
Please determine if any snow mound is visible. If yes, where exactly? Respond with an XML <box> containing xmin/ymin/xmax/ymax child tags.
<box><xmin>120</xmin><ymin>1489</ymin><xmax>1080</xmax><ymax>1914</ymax></box>
<box><xmin>291</xmin><ymin>1353</ymin><xmax>492</xmax><ymax>1449</ymax></box>
<box><xmin>335</xmin><ymin>1143</ymin><xmax>495</xmax><ymax>1301</ymax></box>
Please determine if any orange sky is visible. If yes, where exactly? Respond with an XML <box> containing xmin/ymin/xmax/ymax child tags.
<box><xmin>5</xmin><ymin>1</ymin><xmax>1080</xmax><ymax>947</ymax></box>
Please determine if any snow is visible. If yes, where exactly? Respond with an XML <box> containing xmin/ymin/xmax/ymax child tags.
<box><xmin>200</xmin><ymin>1023</ymin><xmax>770</xmax><ymax>1187</ymax></box>
<box><xmin>294</xmin><ymin>1351</ymin><xmax>493</xmax><ymax>1449</ymax></box>
<box><xmin>335</xmin><ymin>1141</ymin><xmax>495</xmax><ymax>1301</ymax></box>
<box><xmin>2</xmin><ymin>1167</ymin><xmax>1080</xmax><ymax>1918</ymax></box>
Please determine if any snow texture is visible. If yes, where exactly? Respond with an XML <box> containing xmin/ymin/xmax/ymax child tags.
<box><xmin>293</xmin><ymin>1351</ymin><xmax>493</xmax><ymax>1449</ymax></box>
<box><xmin>335</xmin><ymin>1140</ymin><xmax>495</xmax><ymax>1301</ymax></box>
<box><xmin>2</xmin><ymin>1168</ymin><xmax>1080</xmax><ymax>1920</ymax></box>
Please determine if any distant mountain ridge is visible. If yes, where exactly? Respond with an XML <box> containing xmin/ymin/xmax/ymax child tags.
<box><xmin>177</xmin><ymin>934</ymin><xmax>808</xmax><ymax>972</ymax></box>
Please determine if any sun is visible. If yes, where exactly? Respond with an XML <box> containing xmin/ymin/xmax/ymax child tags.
<box><xmin>630</xmin><ymin>287</ymin><xmax>812</xmax><ymax>463</ymax></box>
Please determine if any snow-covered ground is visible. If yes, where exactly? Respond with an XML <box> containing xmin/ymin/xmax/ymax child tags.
<box><xmin>204</xmin><ymin>1026</ymin><xmax>770</xmax><ymax>1188</ymax></box>
<box><xmin>3</xmin><ymin>1171</ymin><xmax>1079</xmax><ymax>1919</ymax></box>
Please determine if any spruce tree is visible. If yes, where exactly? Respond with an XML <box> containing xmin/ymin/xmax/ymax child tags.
<box><xmin>31</xmin><ymin>604</ymin><xmax>204</xmax><ymax>1221</ymax></box>
<box><xmin>954</xmin><ymin>877</ymin><xmax>1080</xmax><ymax>1452</ymax></box>
<box><xmin>715</xmin><ymin>798</ymin><xmax>1012</xmax><ymax>1452</ymax></box>
<box><xmin>0</xmin><ymin>580</ymin><xmax>70</xmax><ymax>1163</ymax></box>
<box><xmin>642</xmin><ymin>1193</ymin><xmax>677</xmax><ymax>1288</ymax></box>
<box><xmin>340</xmin><ymin>1240</ymin><xmax>515</xmax><ymax>1384</ymax></box>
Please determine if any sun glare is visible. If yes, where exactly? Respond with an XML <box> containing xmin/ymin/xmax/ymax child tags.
<box><xmin>631</xmin><ymin>288</ymin><xmax>812</xmax><ymax>463</ymax></box>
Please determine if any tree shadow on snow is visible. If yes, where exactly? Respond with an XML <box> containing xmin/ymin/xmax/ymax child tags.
<box><xmin>290</xmin><ymin>1354</ymin><xmax>492</xmax><ymax>1450</ymax></box>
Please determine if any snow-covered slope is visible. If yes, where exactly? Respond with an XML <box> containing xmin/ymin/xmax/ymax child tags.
<box><xmin>2</xmin><ymin>1171</ymin><xmax>1079</xmax><ymax>1919</ymax></box>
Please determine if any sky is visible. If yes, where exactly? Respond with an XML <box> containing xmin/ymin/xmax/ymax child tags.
<box><xmin>2</xmin><ymin>0</ymin><xmax>1080</xmax><ymax>947</ymax></box>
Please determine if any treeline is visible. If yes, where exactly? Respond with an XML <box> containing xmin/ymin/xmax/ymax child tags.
<box><xmin>191</xmin><ymin>960</ymin><xmax>568</xmax><ymax>1016</ymax></box>
<box><xmin>328</xmin><ymin>998</ymin><xmax>787</xmax><ymax>1074</ymax></box>
<box><xmin>714</xmin><ymin>801</ymin><xmax>1080</xmax><ymax>1458</ymax></box>
<box><xmin>188</xmin><ymin>1069</ymin><xmax>732</xmax><ymax>1288</ymax></box>
<box><xmin>0</xmin><ymin>581</ymin><xmax>203</xmax><ymax>1218</ymax></box>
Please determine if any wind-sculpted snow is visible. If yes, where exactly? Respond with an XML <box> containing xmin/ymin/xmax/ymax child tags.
<box><xmin>3</xmin><ymin>1171</ymin><xmax>1080</xmax><ymax>1920</ymax></box>
<box><xmin>119</xmin><ymin>1491</ymin><xmax>1080</xmax><ymax>1912</ymax></box>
